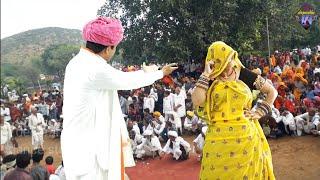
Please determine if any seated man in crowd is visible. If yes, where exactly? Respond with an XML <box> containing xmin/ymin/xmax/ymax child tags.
<box><xmin>184</xmin><ymin>111</ymin><xmax>199</xmax><ymax>134</ymax></box>
<box><xmin>127</xmin><ymin>120</ymin><xmax>141</xmax><ymax>136</ymax></box>
<box><xmin>295</xmin><ymin>108</ymin><xmax>319</xmax><ymax>136</ymax></box>
<box><xmin>152</xmin><ymin>112</ymin><xmax>167</xmax><ymax>142</ymax></box>
<box><xmin>193</xmin><ymin>126</ymin><xmax>207</xmax><ymax>161</ymax></box>
<box><xmin>161</xmin><ymin>130</ymin><xmax>190</xmax><ymax>161</ymax></box>
<box><xmin>128</xmin><ymin>130</ymin><xmax>143</xmax><ymax>159</ymax></box>
<box><xmin>278</xmin><ymin>107</ymin><xmax>297</xmax><ymax>135</ymax></box>
<box><xmin>167</xmin><ymin>111</ymin><xmax>183</xmax><ymax>136</ymax></box>
<box><xmin>152</xmin><ymin>111</ymin><xmax>165</xmax><ymax>123</ymax></box>
<box><xmin>135</xmin><ymin>130</ymin><xmax>162</xmax><ymax>160</ymax></box>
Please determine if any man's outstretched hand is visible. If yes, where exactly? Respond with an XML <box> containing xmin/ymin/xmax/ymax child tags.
<box><xmin>162</xmin><ymin>63</ymin><xmax>178</xmax><ymax>76</ymax></box>
<box><xmin>142</xmin><ymin>62</ymin><xmax>159</xmax><ymax>73</ymax></box>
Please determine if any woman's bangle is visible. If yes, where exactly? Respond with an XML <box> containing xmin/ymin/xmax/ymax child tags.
<box><xmin>195</xmin><ymin>82</ymin><xmax>208</xmax><ymax>90</ymax></box>
<box><xmin>259</xmin><ymin>101</ymin><xmax>272</xmax><ymax>115</ymax></box>
<box><xmin>200</xmin><ymin>73</ymin><xmax>210</xmax><ymax>81</ymax></box>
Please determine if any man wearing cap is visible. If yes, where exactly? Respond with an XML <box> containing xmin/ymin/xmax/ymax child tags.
<box><xmin>161</xmin><ymin>130</ymin><xmax>190</xmax><ymax>161</ymax></box>
<box><xmin>135</xmin><ymin>129</ymin><xmax>162</xmax><ymax>159</ymax></box>
<box><xmin>152</xmin><ymin>111</ymin><xmax>167</xmax><ymax>141</ymax></box>
<box><xmin>184</xmin><ymin>111</ymin><xmax>199</xmax><ymax>133</ymax></box>
<box><xmin>62</xmin><ymin>17</ymin><xmax>177</xmax><ymax>180</ymax></box>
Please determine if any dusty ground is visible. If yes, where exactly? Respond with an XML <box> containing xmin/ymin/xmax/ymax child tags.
<box><xmin>13</xmin><ymin>135</ymin><xmax>320</xmax><ymax>180</ymax></box>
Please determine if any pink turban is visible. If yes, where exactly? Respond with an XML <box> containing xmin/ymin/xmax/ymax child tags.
<box><xmin>82</xmin><ymin>17</ymin><xmax>124</xmax><ymax>46</ymax></box>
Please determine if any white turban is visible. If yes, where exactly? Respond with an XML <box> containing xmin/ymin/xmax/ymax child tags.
<box><xmin>168</xmin><ymin>130</ymin><xmax>178</xmax><ymax>138</ymax></box>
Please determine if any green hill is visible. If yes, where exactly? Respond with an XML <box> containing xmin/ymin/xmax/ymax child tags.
<box><xmin>1</xmin><ymin>27</ymin><xmax>83</xmax><ymax>65</ymax></box>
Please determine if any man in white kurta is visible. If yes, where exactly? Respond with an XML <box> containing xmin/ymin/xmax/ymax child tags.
<box><xmin>0</xmin><ymin>104</ymin><xmax>11</xmax><ymax>123</ymax></box>
<box><xmin>184</xmin><ymin>111</ymin><xmax>199</xmax><ymax>132</ymax></box>
<box><xmin>162</xmin><ymin>131</ymin><xmax>190</xmax><ymax>160</ymax></box>
<box><xmin>279</xmin><ymin>110</ymin><xmax>296</xmax><ymax>135</ymax></box>
<box><xmin>295</xmin><ymin>109</ymin><xmax>319</xmax><ymax>136</ymax></box>
<box><xmin>173</xmin><ymin>87</ymin><xmax>186</xmax><ymax>118</ymax></box>
<box><xmin>1</xmin><ymin>115</ymin><xmax>13</xmax><ymax>158</ymax></box>
<box><xmin>163</xmin><ymin>91</ymin><xmax>174</xmax><ymax>121</ymax></box>
<box><xmin>193</xmin><ymin>126</ymin><xmax>207</xmax><ymax>161</ymax></box>
<box><xmin>62</xmin><ymin>17</ymin><xmax>177</xmax><ymax>180</ymax></box>
<box><xmin>28</xmin><ymin>107</ymin><xmax>46</xmax><ymax>149</ymax></box>
<box><xmin>135</xmin><ymin>130</ymin><xmax>162</xmax><ymax>159</ymax></box>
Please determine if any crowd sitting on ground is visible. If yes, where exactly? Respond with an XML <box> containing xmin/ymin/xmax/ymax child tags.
<box><xmin>0</xmin><ymin>45</ymin><xmax>319</xmax><ymax>179</ymax></box>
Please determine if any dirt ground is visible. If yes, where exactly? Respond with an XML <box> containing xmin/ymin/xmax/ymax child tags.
<box><xmin>12</xmin><ymin>135</ymin><xmax>320</xmax><ymax>180</ymax></box>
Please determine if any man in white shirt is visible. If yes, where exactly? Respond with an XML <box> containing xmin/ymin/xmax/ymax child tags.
<box><xmin>193</xmin><ymin>126</ymin><xmax>207</xmax><ymax>161</ymax></box>
<box><xmin>184</xmin><ymin>111</ymin><xmax>199</xmax><ymax>133</ymax></box>
<box><xmin>172</xmin><ymin>87</ymin><xmax>186</xmax><ymax>129</ymax></box>
<box><xmin>279</xmin><ymin>109</ymin><xmax>296</xmax><ymax>135</ymax></box>
<box><xmin>143</xmin><ymin>94</ymin><xmax>155</xmax><ymax>113</ymax></box>
<box><xmin>167</xmin><ymin>111</ymin><xmax>182</xmax><ymax>135</ymax></box>
<box><xmin>62</xmin><ymin>17</ymin><xmax>177</xmax><ymax>180</ymax></box>
<box><xmin>135</xmin><ymin>130</ymin><xmax>162</xmax><ymax>159</ymax></box>
<box><xmin>152</xmin><ymin>112</ymin><xmax>166</xmax><ymax>141</ymax></box>
<box><xmin>1</xmin><ymin>115</ymin><xmax>17</xmax><ymax>158</ymax></box>
<box><xmin>28</xmin><ymin>107</ymin><xmax>46</xmax><ymax>149</ymax></box>
<box><xmin>295</xmin><ymin>108</ymin><xmax>319</xmax><ymax>136</ymax></box>
<box><xmin>1</xmin><ymin>104</ymin><xmax>11</xmax><ymax>123</ymax></box>
<box><xmin>163</xmin><ymin>91</ymin><xmax>174</xmax><ymax>121</ymax></box>
<box><xmin>128</xmin><ymin>130</ymin><xmax>143</xmax><ymax>158</ymax></box>
<box><xmin>161</xmin><ymin>131</ymin><xmax>190</xmax><ymax>161</ymax></box>
<box><xmin>173</xmin><ymin>87</ymin><xmax>186</xmax><ymax>117</ymax></box>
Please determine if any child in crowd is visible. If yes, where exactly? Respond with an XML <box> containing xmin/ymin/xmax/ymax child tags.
<box><xmin>45</xmin><ymin>156</ymin><xmax>55</xmax><ymax>174</ymax></box>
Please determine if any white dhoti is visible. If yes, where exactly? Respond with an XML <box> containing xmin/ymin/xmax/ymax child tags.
<box><xmin>31</xmin><ymin>130</ymin><xmax>44</xmax><ymax>149</ymax></box>
<box><xmin>173</xmin><ymin>148</ymin><xmax>182</xmax><ymax>160</ymax></box>
<box><xmin>184</xmin><ymin>123</ymin><xmax>193</xmax><ymax>131</ymax></box>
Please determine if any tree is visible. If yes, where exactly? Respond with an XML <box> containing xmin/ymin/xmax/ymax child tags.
<box><xmin>41</xmin><ymin>44</ymin><xmax>79</xmax><ymax>82</ymax></box>
<box><xmin>98</xmin><ymin>0</ymin><xmax>320</xmax><ymax>64</ymax></box>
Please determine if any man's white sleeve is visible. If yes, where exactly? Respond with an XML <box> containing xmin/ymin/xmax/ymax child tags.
<box><xmin>93</xmin><ymin>64</ymin><xmax>163</xmax><ymax>90</ymax></box>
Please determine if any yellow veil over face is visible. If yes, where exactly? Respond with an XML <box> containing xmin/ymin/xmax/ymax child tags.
<box><xmin>196</xmin><ymin>41</ymin><xmax>244</xmax><ymax>121</ymax></box>
<box><xmin>205</xmin><ymin>41</ymin><xmax>244</xmax><ymax>78</ymax></box>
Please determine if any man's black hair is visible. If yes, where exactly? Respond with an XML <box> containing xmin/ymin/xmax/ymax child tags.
<box><xmin>2</xmin><ymin>154</ymin><xmax>16</xmax><ymax>164</ymax></box>
<box><xmin>32</xmin><ymin>148</ymin><xmax>44</xmax><ymax>163</ymax></box>
<box><xmin>16</xmin><ymin>151</ymin><xmax>31</xmax><ymax>169</ymax></box>
<box><xmin>144</xmin><ymin>108</ymin><xmax>150</xmax><ymax>113</ymax></box>
<box><xmin>86</xmin><ymin>41</ymin><xmax>108</xmax><ymax>54</ymax></box>
<box><xmin>45</xmin><ymin>156</ymin><xmax>54</xmax><ymax>165</ymax></box>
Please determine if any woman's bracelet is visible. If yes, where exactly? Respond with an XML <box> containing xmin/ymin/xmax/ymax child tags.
<box><xmin>196</xmin><ymin>73</ymin><xmax>210</xmax><ymax>90</ymax></box>
<box><xmin>257</xmin><ymin>101</ymin><xmax>272</xmax><ymax>116</ymax></box>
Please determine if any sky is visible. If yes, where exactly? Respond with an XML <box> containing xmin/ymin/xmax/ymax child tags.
<box><xmin>1</xmin><ymin>0</ymin><xmax>105</xmax><ymax>39</ymax></box>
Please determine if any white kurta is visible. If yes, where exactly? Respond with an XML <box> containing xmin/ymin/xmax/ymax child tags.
<box><xmin>173</xmin><ymin>93</ymin><xmax>186</xmax><ymax>117</ymax></box>
<box><xmin>28</xmin><ymin>113</ymin><xmax>46</xmax><ymax>148</ymax></box>
<box><xmin>1</xmin><ymin>122</ymin><xmax>12</xmax><ymax>145</ymax></box>
<box><xmin>136</xmin><ymin>136</ymin><xmax>162</xmax><ymax>158</ymax></box>
<box><xmin>193</xmin><ymin>134</ymin><xmax>205</xmax><ymax>150</ymax></box>
<box><xmin>1</xmin><ymin>107</ymin><xmax>11</xmax><ymax>122</ymax></box>
<box><xmin>62</xmin><ymin>48</ymin><xmax>163</xmax><ymax>179</ymax></box>
<box><xmin>162</xmin><ymin>137</ymin><xmax>191</xmax><ymax>160</ymax></box>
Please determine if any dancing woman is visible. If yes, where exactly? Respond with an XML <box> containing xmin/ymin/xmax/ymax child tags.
<box><xmin>192</xmin><ymin>41</ymin><xmax>277</xmax><ymax>180</ymax></box>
